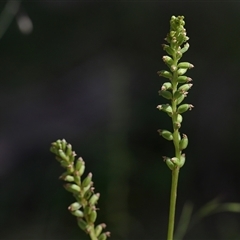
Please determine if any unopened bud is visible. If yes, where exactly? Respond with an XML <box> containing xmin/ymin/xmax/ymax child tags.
<box><xmin>158</xmin><ymin>90</ymin><xmax>172</xmax><ymax>100</ymax></box>
<box><xmin>162</xmin><ymin>44</ymin><xmax>174</xmax><ymax>56</ymax></box>
<box><xmin>179</xmin><ymin>154</ymin><xmax>186</xmax><ymax>168</ymax></box>
<box><xmin>158</xmin><ymin>129</ymin><xmax>173</xmax><ymax>141</ymax></box>
<box><xmin>71</xmin><ymin>210</ymin><xmax>84</xmax><ymax>217</ymax></box>
<box><xmin>178</xmin><ymin>83</ymin><xmax>193</xmax><ymax>92</ymax></box>
<box><xmin>156</xmin><ymin>104</ymin><xmax>173</xmax><ymax>114</ymax></box>
<box><xmin>89</xmin><ymin>210</ymin><xmax>97</xmax><ymax>223</ymax></box>
<box><xmin>177</xmin><ymin>76</ymin><xmax>192</xmax><ymax>83</ymax></box>
<box><xmin>180</xmin><ymin>43</ymin><xmax>189</xmax><ymax>54</ymax></box>
<box><xmin>68</xmin><ymin>202</ymin><xmax>82</xmax><ymax>211</ymax></box>
<box><xmin>177</xmin><ymin>68</ymin><xmax>188</xmax><ymax>76</ymax></box>
<box><xmin>82</xmin><ymin>173</ymin><xmax>92</xmax><ymax>188</ymax></box>
<box><xmin>178</xmin><ymin>62</ymin><xmax>194</xmax><ymax>69</ymax></box>
<box><xmin>77</xmin><ymin>218</ymin><xmax>88</xmax><ymax>231</ymax></box>
<box><xmin>163</xmin><ymin>156</ymin><xmax>174</xmax><ymax>170</ymax></box>
<box><xmin>64</xmin><ymin>184</ymin><xmax>81</xmax><ymax>194</ymax></box>
<box><xmin>177</xmin><ymin>104</ymin><xmax>194</xmax><ymax>113</ymax></box>
<box><xmin>157</xmin><ymin>70</ymin><xmax>172</xmax><ymax>79</ymax></box>
<box><xmin>162</xmin><ymin>56</ymin><xmax>173</xmax><ymax>66</ymax></box>
<box><xmin>89</xmin><ymin>193</ymin><xmax>100</xmax><ymax>206</ymax></box>
<box><xmin>161</xmin><ymin>82</ymin><xmax>172</xmax><ymax>90</ymax></box>
<box><xmin>179</xmin><ymin>134</ymin><xmax>188</xmax><ymax>150</ymax></box>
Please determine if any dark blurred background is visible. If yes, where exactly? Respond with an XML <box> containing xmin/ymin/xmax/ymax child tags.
<box><xmin>1</xmin><ymin>1</ymin><xmax>240</xmax><ymax>239</ymax></box>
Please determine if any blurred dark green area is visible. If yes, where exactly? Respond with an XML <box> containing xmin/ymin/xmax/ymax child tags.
<box><xmin>1</xmin><ymin>1</ymin><xmax>240</xmax><ymax>239</ymax></box>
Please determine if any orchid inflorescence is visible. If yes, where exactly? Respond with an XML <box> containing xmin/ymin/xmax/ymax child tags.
<box><xmin>157</xmin><ymin>15</ymin><xmax>194</xmax><ymax>170</ymax></box>
<box><xmin>50</xmin><ymin>139</ymin><xmax>110</xmax><ymax>240</ymax></box>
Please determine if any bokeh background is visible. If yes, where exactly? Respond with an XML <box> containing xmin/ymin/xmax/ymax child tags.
<box><xmin>1</xmin><ymin>1</ymin><xmax>240</xmax><ymax>239</ymax></box>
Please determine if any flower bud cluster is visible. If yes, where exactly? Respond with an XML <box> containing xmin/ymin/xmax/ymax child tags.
<box><xmin>50</xmin><ymin>139</ymin><xmax>110</xmax><ymax>239</ymax></box>
<box><xmin>157</xmin><ymin>16</ymin><xmax>194</xmax><ymax>170</ymax></box>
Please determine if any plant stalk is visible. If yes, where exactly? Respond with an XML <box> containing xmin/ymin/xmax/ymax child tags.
<box><xmin>167</xmin><ymin>167</ymin><xmax>180</xmax><ymax>240</ymax></box>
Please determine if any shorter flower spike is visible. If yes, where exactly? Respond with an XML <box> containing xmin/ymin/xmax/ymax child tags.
<box><xmin>50</xmin><ymin>139</ymin><xmax>110</xmax><ymax>239</ymax></box>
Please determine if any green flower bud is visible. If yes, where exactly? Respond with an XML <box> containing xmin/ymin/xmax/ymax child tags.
<box><xmin>161</xmin><ymin>82</ymin><xmax>172</xmax><ymax>90</ymax></box>
<box><xmin>84</xmin><ymin>205</ymin><xmax>92</xmax><ymax>216</ymax></box>
<box><xmin>179</xmin><ymin>134</ymin><xmax>188</xmax><ymax>150</ymax></box>
<box><xmin>71</xmin><ymin>210</ymin><xmax>84</xmax><ymax>218</ymax></box>
<box><xmin>56</xmin><ymin>139</ymin><xmax>62</xmax><ymax>149</ymax></box>
<box><xmin>171</xmin><ymin>157</ymin><xmax>180</xmax><ymax>166</ymax></box>
<box><xmin>98</xmin><ymin>233</ymin><xmax>107</xmax><ymax>240</ymax></box>
<box><xmin>89</xmin><ymin>210</ymin><xmax>97</xmax><ymax>223</ymax></box>
<box><xmin>61</xmin><ymin>139</ymin><xmax>67</xmax><ymax>151</ymax></box>
<box><xmin>75</xmin><ymin>158</ymin><xmax>85</xmax><ymax>177</ymax></box>
<box><xmin>176</xmin><ymin>94</ymin><xmax>186</xmax><ymax>105</ymax></box>
<box><xmin>50</xmin><ymin>145</ymin><xmax>57</xmax><ymax>154</ymax></box>
<box><xmin>177</xmin><ymin>104</ymin><xmax>194</xmax><ymax>113</ymax></box>
<box><xmin>176</xmin><ymin>50</ymin><xmax>182</xmax><ymax>60</ymax></box>
<box><xmin>60</xmin><ymin>160</ymin><xmax>70</xmax><ymax>168</ymax></box>
<box><xmin>68</xmin><ymin>151</ymin><xmax>76</xmax><ymax>163</ymax></box>
<box><xmin>179</xmin><ymin>154</ymin><xmax>186</xmax><ymax>168</ymax></box>
<box><xmin>64</xmin><ymin>184</ymin><xmax>81</xmax><ymax>194</ymax></box>
<box><xmin>180</xmin><ymin>43</ymin><xmax>189</xmax><ymax>54</ymax></box>
<box><xmin>77</xmin><ymin>218</ymin><xmax>88</xmax><ymax>231</ymax></box>
<box><xmin>82</xmin><ymin>183</ymin><xmax>92</xmax><ymax>195</ymax></box>
<box><xmin>178</xmin><ymin>83</ymin><xmax>193</xmax><ymax>92</ymax></box>
<box><xmin>66</xmin><ymin>143</ymin><xmax>72</xmax><ymax>156</ymax></box>
<box><xmin>157</xmin><ymin>70</ymin><xmax>172</xmax><ymax>79</ymax></box>
<box><xmin>84</xmin><ymin>188</ymin><xmax>94</xmax><ymax>200</ymax></box>
<box><xmin>89</xmin><ymin>193</ymin><xmax>100</xmax><ymax>206</ymax></box>
<box><xmin>177</xmin><ymin>68</ymin><xmax>188</xmax><ymax>76</ymax></box>
<box><xmin>162</xmin><ymin>56</ymin><xmax>173</xmax><ymax>66</ymax></box>
<box><xmin>98</xmin><ymin>232</ymin><xmax>111</xmax><ymax>240</ymax></box>
<box><xmin>156</xmin><ymin>104</ymin><xmax>173</xmax><ymax>114</ymax></box>
<box><xmin>178</xmin><ymin>62</ymin><xmax>194</xmax><ymax>69</ymax></box>
<box><xmin>173</xmin><ymin>90</ymin><xmax>183</xmax><ymax>100</ymax></box>
<box><xmin>66</xmin><ymin>164</ymin><xmax>74</xmax><ymax>174</ymax></box>
<box><xmin>68</xmin><ymin>202</ymin><xmax>82</xmax><ymax>211</ymax></box>
<box><xmin>95</xmin><ymin>224</ymin><xmax>106</xmax><ymax>237</ymax></box>
<box><xmin>158</xmin><ymin>129</ymin><xmax>173</xmax><ymax>141</ymax></box>
<box><xmin>82</xmin><ymin>173</ymin><xmax>93</xmax><ymax>188</ymax></box>
<box><xmin>177</xmin><ymin>114</ymin><xmax>183</xmax><ymax>123</ymax></box>
<box><xmin>73</xmin><ymin>171</ymin><xmax>81</xmax><ymax>185</ymax></box>
<box><xmin>162</xmin><ymin>44</ymin><xmax>174</xmax><ymax>56</ymax></box>
<box><xmin>58</xmin><ymin>150</ymin><xmax>69</xmax><ymax>161</ymax></box>
<box><xmin>61</xmin><ymin>175</ymin><xmax>74</xmax><ymax>182</ymax></box>
<box><xmin>163</xmin><ymin>156</ymin><xmax>174</xmax><ymax>170</ymax></box>
<box><xmin>158</xmin><ymin>90</ymin><xmax>172</xmax><ymax>100</ymax></box>
<box><xmin>177</xmin><ymin>76</ymin><xmax>192</xmax><ymax>83</ymax></box>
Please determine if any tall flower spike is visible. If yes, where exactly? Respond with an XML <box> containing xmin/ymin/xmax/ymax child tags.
<box><xmin>157</xmin><ymin>16</ymin><xmax>194</xmax><ymax>240</ymax></box>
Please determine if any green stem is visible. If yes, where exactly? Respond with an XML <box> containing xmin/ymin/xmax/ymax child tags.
<box><xmin>167</xmin><ymin>55</ymin><xmax>181</xmax><ymax>240</ymax></box>
<box><xmin>167</xmin><ymin>167</ymin><xmax>180</xmax><ymax>240</ymax></box>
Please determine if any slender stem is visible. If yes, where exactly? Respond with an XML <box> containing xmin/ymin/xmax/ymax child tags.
<box><xmin>167</xmin><ymin>167</ymin><xmax>180</xmax><ymax>240</ymax></box>
<box><xmin>167</xmin><ymin>54</ymin><xmax>181</xmax><ymax>240</ymax></box>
